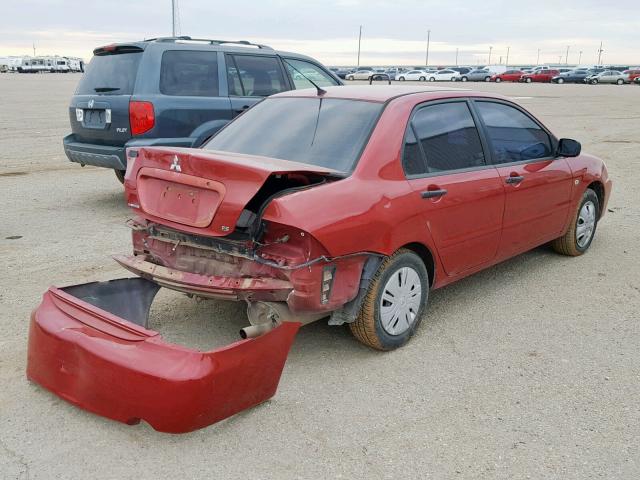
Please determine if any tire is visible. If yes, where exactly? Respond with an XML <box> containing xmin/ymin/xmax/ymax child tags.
<box><xmin>525</xmin><ymin>77</ymin><xmax>532</xmax><ymax>83</ymax></box>
<box><xmin>557</xmin><ymin>78</ymin><xmax>564</xmax><ymax>84</ymax></box>
<box><xmin>349</xmin><ymin>249</ymin><xmax>429</xmax><ymax>351</ymax></box>
<box><xmin>592</xmin><ymin>79</ymin><xmax>598</xmax><ymax>85</ymax></box>
<box><xmin>429</xmin><ymin>77</ymin><xmax>435</xmax><ymax>82</ymax></box>
<box><xmin>417</xmin><ymin>76</ymin><xmax>424</xmax><ymax>81</ymax></box>
<box><xmin>398</xmin><ymin>76</ymin><xmax>405</xmax><ymax>81</ymax></box>
<box><xmin>616</xmin><ymin>79</ymin><xmax>623</xmax><ymax>85</ymax></box>
<box><xmin>461</xmin><ymin>76</ymin><xmax>468</xmax><ymax>82</ymax></box>
<box><xmin>495</xmin><ymin>77</ymin><xmax>502</xmax><ymax>83</ymax></box>
<box><xmin>114</xmin><ymin>169</ymin><xmax>126</xmax><ymax>184</ymax></box>
<box><xmin>551</xmin><ymin>189</ymin><xmax>600</xmax><ymax>256</ymax></box>
<box><xmin>484</xmin><ymin>76</ymin><xmax>491</xmax><ymax>82</ymax></box>
<box><xmin>346</xmin><ymin>75</ymin><xmax>353</xmax><ymax>81</ymax></box>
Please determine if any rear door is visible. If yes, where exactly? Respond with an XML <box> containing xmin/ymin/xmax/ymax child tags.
<box><xmin>403</xmin><ymin>100</ymin><xmax>505</xmax><ymax>276</ymax></box>
<box><xmin>472</xmin><ymin>100</ymin><xmax>573</xmax><ymax>257</ymax></box>
<box><xmin>225</xmin><ymin>53</ymin><xmax>289</xmax><ymax>117</ymax></box>
<box><xmin>70</xmin><ymin>45</ymin><xmax>144</xmax><ymax>146</ymax></box>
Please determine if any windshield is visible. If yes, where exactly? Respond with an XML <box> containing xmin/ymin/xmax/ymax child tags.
<box><xmin>205</xmin><ymin>97</ymin><xmax>383</xmax><ymax>172</ymax></box>
<box><xmin>75</xmin><ymin>51</ymin><xmax>142</xmax><ymax>95</ymax></box>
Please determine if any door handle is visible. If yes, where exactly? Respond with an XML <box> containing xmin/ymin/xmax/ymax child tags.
<box><xmin>505</xmin><ymin>175</ymin><xmax>524</xmax><ymax>184</ymax></box>
<box><xmin>421</xmin><ymin>189</ymin><xmax>448</xmax><ymax>199</ymax></box>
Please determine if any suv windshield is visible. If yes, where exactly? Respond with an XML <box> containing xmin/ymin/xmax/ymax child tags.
<box><xmin>76</xmin><ymin>51</ymin><xmax>142</xmax><ymax>95</ymax></box>
<box><xmin>204</xmin><ymin>97</ymin><xmax>382</xmax><ymax>172</ymax></box>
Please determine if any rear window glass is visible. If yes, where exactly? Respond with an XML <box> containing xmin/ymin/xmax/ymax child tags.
<box><xmin>160</xmin><ymin>50</ymin><xmax>219</xmax><ymax>96</ymax></box>
<box><xmin>205</xmin><ymin>98</ymin><xmax>382</xmax><ymax>172</ymax></box>
<box><xmin>76</xmin><ymin>51</ymin><xmax>142</xmax><ymax>95</ymax></box>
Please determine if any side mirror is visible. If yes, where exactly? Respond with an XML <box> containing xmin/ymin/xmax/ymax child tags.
<box><xmin>557</xmin><ymin>138</ymin><xmax>581</xmax><ymax>157</ymax></box>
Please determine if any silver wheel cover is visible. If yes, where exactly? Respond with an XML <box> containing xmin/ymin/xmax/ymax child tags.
<box><xmin>576</xmin><ymin>200</ymin><xmax>597</xmax><ymax>248</ymax></box>
<box><xmin>380</xmin><ymin>266</ymin><xmax>422</xmax><ymax>335</ymax></box>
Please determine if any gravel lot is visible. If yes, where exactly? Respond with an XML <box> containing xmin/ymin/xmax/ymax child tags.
<box><xmin>1</xmin><ymin>74</ymin><xmax>639</xmax><ymax>479</ymax></box>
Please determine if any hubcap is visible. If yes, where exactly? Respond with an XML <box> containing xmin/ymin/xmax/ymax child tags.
<box><xmin>380</xmin><ymin>266</ymin><xmax>422</xmax><ymax>335</ymax></box>
<box><xmin>576</xmin><ymin>201</ymin><xmax>597</xmax><ymax>248</ymax></box>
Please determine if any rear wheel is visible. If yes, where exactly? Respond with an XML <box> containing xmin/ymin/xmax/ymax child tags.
<box><xmin>557</xmin><ymin>78</ymin><xmax>564</xmax><ymax>84</ymax></box>
<box><xmin>114</xmin><ymin>169</ymin><xmax>126</xmax><ymax>184</ymax></box>
<box><xmin>616</xmin><ymin>78</ymin><xmax>624</xmax><ymax>85</ymax></box>
<box><xmin>495</xmin><ymin>77</ymin><xmax>502</xmax><ymax>83</ymax></box>
<box><xmin>398</xmin><ymin>76</ymin><xmax>405</xmax><ymax>81</ymax></box>
<box><xmin>429</xmin><ymin>77</ymin><xmax>435</xmax><ymax>82</ymax></box>
<box><xmin>461</xmin><ymin>76</ymin><xmax>468</xmax><ymax>82</ymax></box>
<box><xmin>350</xmin><ymin>249</ymin><xmax>429</xmax><ymax>351</ymax></box>
<box><xmin>484</xmin><ymin>76</ymin><xmax>491</xmax><ymax>82</ymax></box>
<box><xmin>551</xmin><ymin>189</ymin><xmax>599</xmax><ymax>256</ymax></box>
<box><xmin>525</xmin><ymin>77</ymin><xmax>532</xmax><ymax>83</ymax></box>
<box><xmin>419</xmin><ymin>76</ymin><xmax>426</xmax><ymax>81</ymax></box>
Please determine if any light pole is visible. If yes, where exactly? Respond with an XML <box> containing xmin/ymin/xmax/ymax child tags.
<box><xmin>565</xmin><ymin>45</ymin><xmax>570</xmax><ymax>65</ymax></box>
<box><xmin>506</xmin><ymin>46</ymin><xmax>510</xmax><ymax>67</ymax></box>
<box><xmin>171</xmin><ymin>0</ymin><xmax>176</xmax><ymax>36</ymax></box>
<box><xmin>578</xmin><ymin>50</ymin><xmax>583</xmax><ymax>65</ymax></box>
<box><xmin>597</xmin><ymin>41</ymin><xmax>604</xmax><ymax>65</ymax></box>
<box><xmin>425</xmin><ymin>30</ymin><xmax>431</xmax><ymax>67</ymax></box>
<box><xmin>357</xmin><ymin>25</ymin><xmax>362</xmax><ymax>67</ymax></box>
<box><xmin>536</xmin><ymin>48</ymin><xmax>541</xmax><ymax>65</ymax></box>
<box><xmin>455</xmin><ymin>47</ymin><xmax>459</xmax><ymax>66</ymax></box>
<box><xmin>488</xmin><ymin>45</ymin><xmax>493</xmax><ymax>65</ymax></box>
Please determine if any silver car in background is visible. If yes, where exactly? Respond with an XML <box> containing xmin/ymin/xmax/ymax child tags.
<box><xmin>584</xmin><ymin>70</ymin><xmax>627</xmax><ymax>85</ymax></box>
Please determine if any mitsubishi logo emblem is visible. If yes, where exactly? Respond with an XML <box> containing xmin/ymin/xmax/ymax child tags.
<box><xmin>88</xmin><ymin>99</ymin><xmax>94</xmax><ymax>109</ymax></box>
<box><xmin>170</xmin><ymin>155</ymin><xmax>182</xmax><ymax>172</ymax></box>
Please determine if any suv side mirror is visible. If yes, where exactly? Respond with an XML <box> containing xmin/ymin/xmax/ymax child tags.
<box><xmin>557</xmin><ymin>138</ymin><xmax>582</xmax><ymax>157</ymax></box>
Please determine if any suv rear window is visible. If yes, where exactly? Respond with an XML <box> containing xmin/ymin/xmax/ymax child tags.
<box><xmin>76</xmin><ymin>51</ymin><xmax>142</xmax><ymax>95</ymax></box>
<box><xmin>160</xmin><ymin>50</ymin><xmax>219</xmax><ymax>97</ymax></box>
<box><xmin>205</xmin><ymin>97</ymin><xmax>382</xmax><ymax>172</ymax></box>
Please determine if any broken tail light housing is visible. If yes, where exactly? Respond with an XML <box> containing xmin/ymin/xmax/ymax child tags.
<box><xmin>129</xmin><ymin>101</ymin><xmax>155</xmax><ymax>136</ymax></box>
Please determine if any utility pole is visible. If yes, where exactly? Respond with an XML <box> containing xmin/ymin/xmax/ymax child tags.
<box><xmin>578</xmin><ymin>50</ymin><xmax>583</xmax><ymax>65</ymax></box>
<box><xmin>32</xmin><ymin>43</ymin><xmax>36</xmax><ymax>56</ymax></box>
<box><xmin>488</xmin><ymin>46</ymin><xmax>493</xmax><ymax>65</ymax></box>
<box><xmin>536</xmin><ymin>48</ymin><xmax>541</xmax><ymax>65</ymax></box>
<box><xmin>425</xmin><ymin>30</ymin><xmax>431</xmax><ymax>67</ymax></box>
<box><xmin>565</xmin><ymin>45</ymin><xmax>570</xmax><ymax>65</ymax></box>
<box><xmin>357</xmin><ymin>25</ymin><xmax>362</xmax><ymax>67</ymax></box>
<box><xmin>597</xmin><ymin>41</ymin><xmax>604</xmax><ymax>65</ymax></box>
<box><xmin>455</xmin><ymin>47</ymin><xmax>459</xmax><ymax>66</ymax></box>
<box><xmin>506</xmin><ymin>46</ymin><xmax>510</xmax><ymax>67</ymax></box>
<box><xmin>558</xmin><ymin>55</ymin><xmax>563</xmax><ymax>64</ymax></box>
<box><xmin>171</xmin><ymin>0</ymin><xmax>176</xmax><ymax>36</ymax></box>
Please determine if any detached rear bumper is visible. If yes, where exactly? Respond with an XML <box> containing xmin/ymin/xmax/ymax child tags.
<box><xmin>26</xmin><ymin>278</ymin><xmax>300</xmax><ymax>433</ymax></box>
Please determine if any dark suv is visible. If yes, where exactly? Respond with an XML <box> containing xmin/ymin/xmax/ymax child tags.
<box><xmin>63</xmin><ymin>36</ymin><xmax>342</xmax><ymax>182</ymax></box>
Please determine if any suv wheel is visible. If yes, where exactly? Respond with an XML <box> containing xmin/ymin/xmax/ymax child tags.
<box><xmin>350</xmin><ymin>249</ymin><xmax>429</xmax><ymax>351</ymax></box>
<box><xmin>114</xmin><ymin>169</ymin><xmax>126</xmax><ymax>184</ymax></box>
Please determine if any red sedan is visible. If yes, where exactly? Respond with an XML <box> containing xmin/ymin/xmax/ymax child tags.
<box><xmin>520</xmin><ymin>69</ymin><xmax>560</xmax><ymax>83</ymax></box>
<box><xmin>491</xmin><ymin>70</ymin><xmax>525</xmax><ymax>82</ymax></box>
<box><xmin>28</xmin><ymin>86</ymin><xmax>611</xmax><ymax>432</ymax></box>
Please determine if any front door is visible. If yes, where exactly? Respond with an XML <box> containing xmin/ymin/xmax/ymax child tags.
<box><xmin>472</xmin><ymin>100</ymin><xmax>573</xmax><ymax>257</ymax></box>
<box><xmin>403</xmin><ymin>100</ymin><xmax>505</xmax><ymax>276</ymax></box>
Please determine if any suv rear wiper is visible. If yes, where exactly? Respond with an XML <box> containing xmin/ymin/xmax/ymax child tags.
<box><xmin>94</xmin><ymin>87</ymin><xmax>121</xmax><ymax>92</ymax></box>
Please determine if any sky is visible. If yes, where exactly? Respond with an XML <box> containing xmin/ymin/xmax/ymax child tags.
<box><xmin>1</xmin><ymin>0</ymin><xmax>639</xmax><ymax>66</ymax></box>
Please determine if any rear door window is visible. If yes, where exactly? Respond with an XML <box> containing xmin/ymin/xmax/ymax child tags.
<box><xmin>409</xmin><ymin>102</ymin><xmax>486</xmax><ymax>174</ymax></box>
<box><xmin>160</xmin><ymin>50</ymin><xmax>219</xmax><ymax>96</ymax></box>
<box><xmin>227</xmin><ymin>55</ymin><xmax>287</xmax><ymax>97</ymax></box>
<box><xmin>283</xmin><ymin>58</ymin><xmax>339</xmax><ymax>89</ymax></box>
<box><xmin>76</xmin><ymin>50</ymin><xmax>142</xmax><ymax>95</ymax></box>
<box><xmin>475</xmin><ymin>101</ymin><xmax>552</xmax><ymax>163</ymax></box>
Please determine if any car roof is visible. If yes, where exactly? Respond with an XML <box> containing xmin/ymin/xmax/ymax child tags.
<box><xmin>272</xmin><ymin>85</ymin><xmax>509</xmax><ymax>103</ymax></box>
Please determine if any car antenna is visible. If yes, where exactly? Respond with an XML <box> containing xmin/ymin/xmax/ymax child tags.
<box><xmin>278</xmin><ymin>55</ymin><xmax>327</xmax><ymax>96</ymax></box>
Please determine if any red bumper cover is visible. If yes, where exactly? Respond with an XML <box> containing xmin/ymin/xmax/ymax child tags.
<box><xmin>26</xmin><ymin>278</ymin><xmax>300</xmax><ymax>433</ymax></box>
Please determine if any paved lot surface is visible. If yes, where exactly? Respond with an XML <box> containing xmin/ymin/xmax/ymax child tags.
<box><xmin>1</xmin><ymin>74</ymin><xmax>639</xmax><ymax>479</ymax></box>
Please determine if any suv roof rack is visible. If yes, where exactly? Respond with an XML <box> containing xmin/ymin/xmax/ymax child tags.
<box><xmin>145</xmin><ymin>36</ymin><xmax>273</xmax><ymax>49</ymax></box>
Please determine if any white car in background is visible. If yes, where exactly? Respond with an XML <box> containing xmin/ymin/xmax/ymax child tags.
<box><xmin>428</xmin><ymin>69</ymin><xmax>459</xmax><ymax>81</ymax></box>
<box><xmin>396</xmin><ymin>70</ymin><xmax>428</xmax><ymax>81</ymax></box>
<box><xmin>345</xmin><ymin>70</ymin><xmax>375</xmax><ymax>80</ymax></box>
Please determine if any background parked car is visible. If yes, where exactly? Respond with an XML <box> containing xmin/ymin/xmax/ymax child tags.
<box><xmin>346</xmin><ymin>70</ymin><xmax>375</xmax><ymax>80</ymax></box>
<box><xmin>491</xmin><ymin>70</ymin><xmax>525</xmax><ymax>82</ymax></box>
<box><xmin>460</xmin><ymin>69</ymin><xmax>492</xmax><ymax>82</ymax></box>
<box><xmin>396</xmin><ymin>70</ymin><xmax>428</xmax><ymax>81</ymax></box>
<box><xmin>552</xmin><ymin>69</ymin><xmax>592</xmax><ymax>84</ymax></box>
<box><xmin>622</xmin><ymin>69</ymin><xmax>640</xmax><ymax>82</ymax></box>
<box><xmin>63</xmin><ymin>36</ymin><xmax>342</xmax><ymax>183</ymax></box>
<box><xmin>428</xmin><ymin>69</ymin><xmax>458</xmax><ymax>81</ymax></box>
<box><xmin>585</xmin><ymin>70</ymin><xmax>627</xmax><ymax>85</ymax></box>
<box><xmin>520</xmin><ymin>69</ymin><xmax>560</xmax><ymax>83</ymax></box>
<box><xmin>333</xmin><ymin>68</ymin><xmax>351</xmax><ymax>79</ymax></box>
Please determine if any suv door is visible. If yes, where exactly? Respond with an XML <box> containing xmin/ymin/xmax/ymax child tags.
<box><xmin>473</xmin><ymin>100</ymin><xmax>573</xmax><ymax>257</ymax></box>
<box><xmin>225</xmin><ymin>53</ymin><xmax>289</xmax><ymax>116</ymax></box>
<box><xmin>403</xmin><ymin>100</ymin><xmax>505</xmax><ymax>276</ymax></box>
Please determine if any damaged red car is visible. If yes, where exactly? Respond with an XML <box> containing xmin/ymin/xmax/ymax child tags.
<box><xmin>28</xmin><ymin>86</ymin><xmax>611</xmax><ymax>432</ymax></box>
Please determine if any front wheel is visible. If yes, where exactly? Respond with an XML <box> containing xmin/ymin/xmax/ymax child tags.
<box><xmin>461</xmin><ymin>76</ymin><xmax>468</xmax><ymax>82</ymax></box>
<box><xmin>551</xmin><ymin>189</ymin><xmax>600</xmax><ymax>256</ymax></box>
<box><xmin>592</xmin><ymin>79</ymin><xmax>598</xmax><ymax>85</ymax></box>
<box><xmin>495</xmin><ymin>77</ymin><xmax>502</xmax><ymax>83</ymax></box>
<box><xmin>398</xmin><ymin>76</ymin><xmax>405</xmax><ymax>81</ymax></box>
<box><xmin>350</xmin><ymin>249</ymin><xmax>429</xmax><ymax>351</ymax></box>
<box><xmin>114</xmin><ymin>169</ymin><xmax>126</xmax><ymax>184</ymax></box>
<box><xmin>616</xmin><ymin>79</ymin><xmax>624</xmax><ymax>85</ymax></box>
<box><xmin>525</xmin><ymin>77</ymin><xmax>532</xmax><ymax>83</ymax></box>
<box><xmin>484</xmin><ymin>76</ymin><xmax>491</xmax><ymax>82</ymax></box>
<box><xmin>429</xmin><ymin>77</ymin><xmax>435</xmax><ymax>82</ymax></box>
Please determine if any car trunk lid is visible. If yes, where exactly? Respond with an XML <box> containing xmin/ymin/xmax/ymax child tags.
<box><xmin>126</xmin><ymin>147</ymin><xmax>340</xmax><ymax>236</ymax></box>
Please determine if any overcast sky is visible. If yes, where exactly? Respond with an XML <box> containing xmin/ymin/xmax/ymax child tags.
<box><xmin>2</xmin><ymin>0</ymin><xmax>639</xmax><ymax>66</ymax></box>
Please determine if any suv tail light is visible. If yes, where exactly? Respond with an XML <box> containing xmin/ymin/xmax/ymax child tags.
<box><xmin>129</xmin><ymin>101</ymin><xmax>155</xmax><ymax>135</ymax></box>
